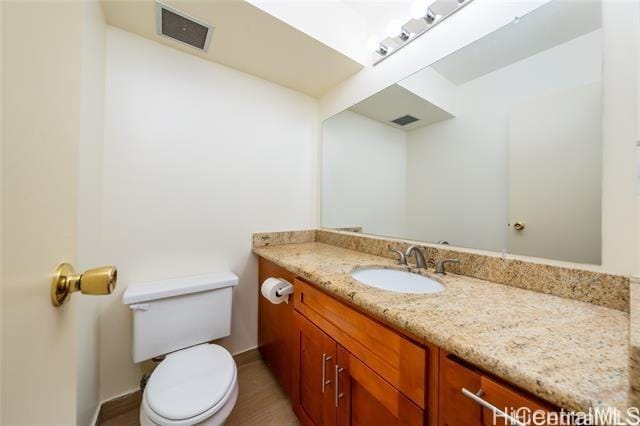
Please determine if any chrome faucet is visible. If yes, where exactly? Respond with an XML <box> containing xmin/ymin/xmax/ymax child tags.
<box><xmin>388</xmin><ymin>248</ymin><xmax>407</xmax><ymax>265</ymax></box>
<box><xmin>405</xmin><ymin>245</ymin><xmax>427</xmax><ymax>269</ymax></box>
<box><xmin>434</xmin><ymin>259</ymin><xmax>460</xmax><ymax>275</ymax></box>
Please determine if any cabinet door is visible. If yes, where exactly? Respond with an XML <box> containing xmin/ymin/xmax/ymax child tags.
<box><xmin>293</xmin><ymin>279</ymin><xmax>427</xmax><ymax>409</ymax></box>
<box><xmin>258</xmin><ymin>258</ymin><xmax>296</xmax><ymax>396</ymax></box>
<box><xmin>293</xmin><ymin>312</ymin><xmax>337</xmax><ymax>426</ymax></box>
<box><xmin>336</xmin><ymin>346</ymin><xmax>424</xmax><ymax>426</ymax></box>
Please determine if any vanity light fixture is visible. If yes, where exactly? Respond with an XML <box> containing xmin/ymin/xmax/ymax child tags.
<box><xmin>423</xmin><ymin>9</ymin><xmax>437</xmax><ymax>25</ymax></box>
<box><xmin>377</xmin><ymin>44</ymin><xmax>389</xmax><ymax>56</ymax></box>
<box><xmin>399</xmin><ymin>27</ymin><xmax>411</xmax><ymax>41</ymax></box>
<box><xmin>366</xmin><ymin>36</ymin><xmax>391</xmax><ymax>56</ymax></box>
<box><xmin>370</xmin><ymin>0</ymin><xmax>473</xmax><ymax>65</ymax></box>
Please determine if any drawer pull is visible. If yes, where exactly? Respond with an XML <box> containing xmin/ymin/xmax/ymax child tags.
<box><xmin>321</xmin><ymin>354</ymin><xmax>332</xmax><ymax>393</ymax></box>
<box><xmin>461</xmin><ymin>388</ymin><xmax>526</xmax><ymax>426</ymax></box>
<box><xmin>335</xmin><ymin>365</ymin><xmax>344</xmax><ymax>407</ymax></box>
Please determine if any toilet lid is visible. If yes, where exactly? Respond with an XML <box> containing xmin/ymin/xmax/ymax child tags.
<box><xmin>145</xmin><ymin>344</ymin><xmax>236</xmax><ymax>420</ymax></box>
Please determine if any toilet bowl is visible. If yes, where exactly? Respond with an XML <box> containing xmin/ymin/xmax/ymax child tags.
<box><xmin>140</xmin><ymin>344</ymin><xmax>238</xmax><ymax>426</ymax></box>
<box><xmin>122</xmin><ymin>272</ymin><xmax>240</xmax><ymax>426</ymax></box>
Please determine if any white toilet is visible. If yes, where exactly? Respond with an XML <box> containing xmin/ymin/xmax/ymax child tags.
<box><xmin>123</xmin><ymin>272</ymin><xmax>239</xmax><ymax>426</ymax></box>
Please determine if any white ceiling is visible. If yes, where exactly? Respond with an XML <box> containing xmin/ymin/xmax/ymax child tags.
<box><xmin>431</xmin><ymin>0</ymin><xmax>601</xmax><ymax>85</ymax></box>
<box><xmin>101</xmin><ymin>0</ymin><xmax>364</xmax><ymax>97</ymax></box>
<box><xmin>349</xmin><ymin>84</ymin><xmax>454</xmax><ymax>131</ymax></box>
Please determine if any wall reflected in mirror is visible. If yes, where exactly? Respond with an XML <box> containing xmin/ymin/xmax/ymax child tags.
<box><xmin>321</xmin><ymin>0</ymin><xmax>602</xmax><ymax>264</ymax></box>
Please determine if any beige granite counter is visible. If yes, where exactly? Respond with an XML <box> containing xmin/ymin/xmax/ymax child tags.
<box><xmin>253</xmin><ymin>242</ymin><xmax>630</xmax><ymax>414</ymax></box>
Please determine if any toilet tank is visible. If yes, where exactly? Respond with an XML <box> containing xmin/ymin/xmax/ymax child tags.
<box><xmin>122</xmin><ymin>272</ymin><xmax>238</xmax><ymax>363</ymax></box>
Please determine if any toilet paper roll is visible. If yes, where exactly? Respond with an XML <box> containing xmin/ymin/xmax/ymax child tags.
<box><xmin>261</xmin><ymin>277</ymin><xmax>293</xmax><ymax>304</ymax></box>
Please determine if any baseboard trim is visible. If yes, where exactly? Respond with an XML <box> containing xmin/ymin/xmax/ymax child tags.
<box><xmin>233</xmin><ymin>346</ymin><xmax>261</xmax><ymax>367</ymax></box>
<box><xmin>95</xmin><ymin>347</ymin><xmax>262</xmax><ymax>424</ymax></box>
<box><xmin>90</xmin><ymin>405</ymin><xmax>101</xmax><ymax>426</ymax></box>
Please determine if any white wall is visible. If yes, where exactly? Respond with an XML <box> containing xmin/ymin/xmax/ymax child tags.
<box><xmin>638</xmin><ymin>0</ymin><xmax>640</xmax><ymax>276</ymax></box>
<box><xmin>601</xmin><ymin>0</ymin><xmax>639</xmax><ymax>276</ymax></box>
<box><xmin>405</xmin><ymin>30</ymin><xmax>601</xmax><ymax>254</ymax></box>
<box><xmin>398</xmin><ymin>68</ymin><xmax>457</xmax><ymax>115</ymax></box>
<box><xmin>99</xmin><ymin>27</ymin><xmax>317</xmax><ymax>400</ymax></box>
<box><xmin>76</xmin><ymin>1</ymin><xmax>106</xmax><ymax>424</ymax></box>
<box><xmin>0</xmin><ymin>0</ymin><xmax>4</xmax><ymax>417</ymax></box>
<box><xmin>322</xmin><ymin>110</ymin><xmax>407</xmax><ymax>237</ymax></box>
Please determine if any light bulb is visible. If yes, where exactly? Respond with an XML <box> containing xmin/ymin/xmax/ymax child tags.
<box><xmin>425</xmin><ymin>9</ymin><xmax>437</xmax><ymax>24</ymax></box>
<box><xmin>365</xmin><ymin>35</ymin><xmax>380</xmax><ymax>52</ymax></box>
<box><xmin>386</xmin><ymin>19</ymin><xmax>403</xmax><ymax>38</ymax></box>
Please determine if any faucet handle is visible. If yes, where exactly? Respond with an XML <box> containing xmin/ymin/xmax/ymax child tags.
<box><xmin>434</xmin><ymin>259</ymin><xmax>460</xmax><ymax>275</ymax></box>
<box><xmin>388</xmin><ymin>248</ymin><xmax>407</xmax><ymax>265</ymax></box>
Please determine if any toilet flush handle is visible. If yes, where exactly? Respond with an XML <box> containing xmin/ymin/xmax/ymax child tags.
<box><xmin>130</xmin><ymin>303</ymin><xmax>149</xmax><ymax>311</ymax></box>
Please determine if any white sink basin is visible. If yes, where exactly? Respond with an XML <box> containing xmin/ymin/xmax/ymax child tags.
<box><xmin>350</xmin><ymin>268</ymin><xmax>444</xmax><ymax>294</ymax></box>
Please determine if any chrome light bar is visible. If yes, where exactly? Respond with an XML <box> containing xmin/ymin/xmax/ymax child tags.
<box><xmin>371</xmin><ymin>0</ymin><xmax>474</xmax><ymax>65</ymax></box>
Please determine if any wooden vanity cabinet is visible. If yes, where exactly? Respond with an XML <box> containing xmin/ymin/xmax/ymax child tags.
<box><xmin>293</xmin><ymin>312</ymin><xmax>424</xmax><ymax>426</ymax></box>
<box><xmin>257</xmin><ymin>258</ymin><xmax>296</xmax><ymax>396</ymax></box>
<box><xmin>257</xmin><ymin>257</ymin><xmax>562</xmax><ymax>426</ymax></box>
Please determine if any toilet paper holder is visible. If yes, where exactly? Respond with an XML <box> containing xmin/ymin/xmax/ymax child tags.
<box><xmin>275</xmin><ymin>282</ymin><xmax>294</xmax><ymax>297</ymax></box>
<box><xmin>261</xmin><ymin>277</ymin><xmax>295</xmax><ymax>304</ymax></box>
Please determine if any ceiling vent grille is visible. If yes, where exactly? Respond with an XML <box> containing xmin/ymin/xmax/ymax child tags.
<box><xmin>391</xmin><ymin>115</ymin><xmax>420</xmax><ymax>126</ymax></box>
<box><xmin>155</xmin><ymin>2</ymin><xmax>214</xmax><ymax>52</ymax></box>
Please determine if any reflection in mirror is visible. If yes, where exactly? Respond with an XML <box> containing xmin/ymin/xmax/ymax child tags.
<box><xmin>321</xmin><ymin>0</ymin><xmax>602</xmax><ymax>264</ymax></box>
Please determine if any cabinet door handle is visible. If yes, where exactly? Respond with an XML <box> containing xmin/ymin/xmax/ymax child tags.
<box><xmin>321</xmin><ymin>354</ymin><xmax>332</xmax><ymax>393</ymax></box>
<box><xmin>461</xmin><ymin>388</ymin><xmax>526</xmax><ymax>426</ymax></box>
<box><xmin>335</xmin><ymin>364</ymin><xmax>344</xmax><ymax>407</ymax></box>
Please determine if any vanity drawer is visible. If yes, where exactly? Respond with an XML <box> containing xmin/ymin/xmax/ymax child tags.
<box><xmin>293</xmin><ymin>278</ymin><xmax>427</xmax><ymax>409</ymax></box>
<box><xmin>439</xmin><ymin>352</ymin><xmax>556</xmax><ymax>426</ymax></box>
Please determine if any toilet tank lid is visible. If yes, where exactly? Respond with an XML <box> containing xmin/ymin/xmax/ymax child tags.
<box><xmin>122</xmin><ymin>272</ymin><xmax>238</xmax><ymax>305</ymax></box>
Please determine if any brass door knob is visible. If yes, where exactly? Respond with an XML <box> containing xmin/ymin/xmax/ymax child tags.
<box><xmin>513</xmin><ymin>221</ymin><xmax>525</xmax><ymax>231</ymax></box>
<box><xmin>51</xmin><ymin>263</ymin><xmax>117</xmax><ymax>307</ymax></box>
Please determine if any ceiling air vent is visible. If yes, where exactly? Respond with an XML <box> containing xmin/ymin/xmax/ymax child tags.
<box><xmin>391</xmin><ymin>115</ymin><xmax>420</xmax><ymax>126</ymax></box>
<box><xmin>155</xmin><ymin>2</ymin><xmax>214</xmax><ymax>52</ymax></box>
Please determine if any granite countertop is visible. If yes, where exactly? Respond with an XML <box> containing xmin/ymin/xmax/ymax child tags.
<box><xmin>253</xmin><ymin>242</ymin><xmax>629</xmax><ymax>414</ymax></box>
<box><xmin>630</xmin><ymin>279</ymin><xmax>640</xmax><ymax>408</ymax></box>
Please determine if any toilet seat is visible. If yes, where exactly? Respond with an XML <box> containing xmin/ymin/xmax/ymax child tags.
<box><xmin>141</xmin><ymin>344</ymin><xmax>238</xmax><ymax>426</ymax></box>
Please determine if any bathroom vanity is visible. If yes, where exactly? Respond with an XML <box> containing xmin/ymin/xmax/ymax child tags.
<box><xmin>254</xmin><ymin>234</ymin><xmax>629</xmax><ymax>425</ymax></box>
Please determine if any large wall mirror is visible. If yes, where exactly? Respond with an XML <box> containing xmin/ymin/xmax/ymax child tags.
<box><xmin>321</xmin><ymin>0</ymin><xmax>603</xmax><ymax>265</ymax></box>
